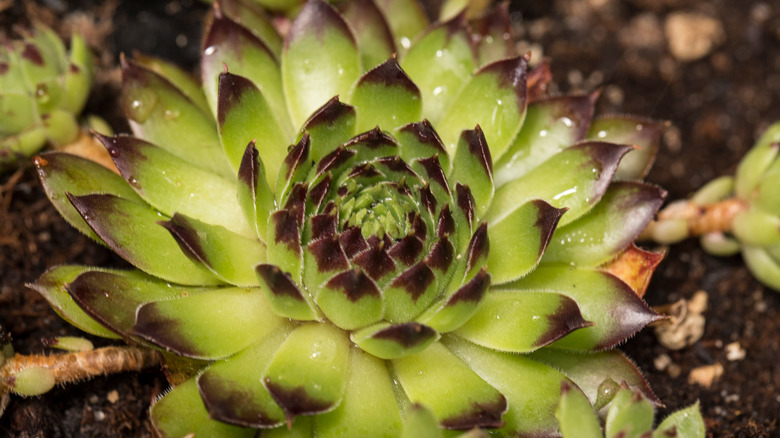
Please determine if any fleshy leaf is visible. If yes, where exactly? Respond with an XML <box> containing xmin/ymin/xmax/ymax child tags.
<box><xmin>197</xmin><ymin>325</ymin><xmax>293</xmax><ymax>428</ymax></box>
<box><xmin>505</xmin><ymin>266</ymin><xmax>662</xmax><ymax>351</ymax></box>
<box><xmin>315</xmin><ymin>269</ymin><xmax>384</xmax><ymax>330</ymax></box>
<box><xmin>302</xmin><ymin>97</ymin><xmax>357</xmax><ymax>162</ymax></box>
<box><xmin>494</xmin><ymin>93</ymin><xmax>599</xmax><ymax>186</ymax></box>
<box><xmin>263</xmin><ymin>323</ymin><xmax>350</xmax><ymax>424</ymax></box>
<box><xmin>161</xmin><ymin>213</ymin><xmax>266</xmax><ymax>286</ymax></box>
<box><xmin>216</xmin><ymin>0</ymin><xmax>283</xmax><ymax>59</ymax></box>
<box><xmin>417</xmin><ymin>268</ymin><xmax>490</xmax><ymax>333</ymax></box>
<box><xmin>604</xmin><ymin>387</ymin><xmax>654</xmax><ymax>438</ymax></box>
<box><xmin>335</xmin><ymin>0</ymin><xmax>396</xmax><ymax>70</ymax></box>
<box><xmin>133</xmin><ymin>287</ymin><xmax>282</xmax><ymax>360</ymax></box>
<box><xmin>601</xmin><ymin>244</ymin><xmax>665</xmax><ymax>298</ymax></box>
<box><xmin>351</xmin><ymin>321</ymin><xmax>439</xmax><ymax>359</ymax></box>
<box><xmin>132</xmin><ymin>51</ymin><xmax>210</xmax><ymax>116</ymax></box>
<box><xmin>488</xmin><ymin>142</ymin><xmax>632</xmax><ymax>227</ymax></box>
<box><xmin>401</xmin><ymin>14</ymin><xmax>476</xmax><ymax>124</ymax></box>
<box><xmin>742</xmin><ymin>245</ymin><xmax>780</xmax><ymax>290</ymax></box>
<box><xmin>121</xmin><ymin>59</ymin><xmax>230</xmax><ymax>176</ymax></box>
<box><xmin>96</xmin><ymin>134</ymin><xmax>253</xmax><ymax>238</ymax></box>
<box><xmin>734</xmin><ymin>121</ymin><xmax>780</xmax><ymax>198</ymax></box>
<box><xmin>443</xmin><ymin>335</ymin><xmax>568</xmax><ymax>436</ymax></box>
<box><xmin>237</xmin><ymin>141</ymin><xmax>274</xmax><ymax>241</ymax></box>
<box><xmin>393</xmin><ymin>342</ymin><xmax>507</xmax><ymax>430</ymax></box>
<box><xmin>27</xmin><ymin>266</ymin><xmax>120</xmax><ymax>339</ymax></box>
<box><xmin>151</xmin><ymin>378</ymin><xmax>254</xmax><ymax>438</ymax></box>
<box><xmin>33</xmin><ymin>152</ymin><xmax>143</xmax><ymax>242</ymax></box>
<box><xmin>455</xmin><ymin>290</ymin><xmax>590</xmax><ymax>352</ymax></box>
<box><xmin>587</xmin><ymin>115</ymin><xmax>665</xmax><ymax>180</ymax></box>
<box><xmin>488</xmin><ymin>199</ymin><xmax>564</xmax><ymax>284</ymax></box>
<box><xmin>282</xmin><ymin>0</ymin><xmax>361</xmax><ymax>128</ymax></box>
<box><xmin>395</xmin><ymin>120</ymin><xmax>450</xmax><ymax>171</ymax></box>
<box><xmin>217</xmin><ymin>71</ymin><xmax>289</xmax><ymax>184</ymax></box>
<box><xmin>470</xmin><ymin>3</ymin><xmax>514</xmax><ymax>67</ymax></box>
<box><xmin>653</xmin><ymin>402</ymin><xmax>706</xmax><ymax>438</ymax></box>
<box><xmin>373</xmin><ymin>0</ymin><xmax>429</xmax><ymax>54</ymax></box>
<box><xmin>400</xmin><ymin>404</ymin><xmax>443</xmax><ymax>438</ymax></box>
<box><xmin>542</xmin><ymin>182</ymin><xmax>665</xmax><ymax>267</ymax></box>
<box><xmin>449</xmin><ymin>127</ymin><xmax>494</xmax><ymax>218</ymax></box>
<box><xmin>556</xmin><ymin>381</ymin><xmax>603</xmax><ymax>438</ymax></box>
<box><xmin>349</xmin><ymin>57</ymin><xmax>422</xmax><ymax>133</ymax></box>
<box><xmin>437</xmin><ymin>56</ymin><xmax>529</xmax><ymax>160</ymax></box>
<box><xmin>67</xmin><ymin>193</ymin><xmax>222</xmax><ymax>285</ymax></box>
<box><xmin>255</xmin><ymin>264</ymin><xmax>319</xmax><ymax>321</ymax></box>
<box><xmin>315</xmin><ymin>348</ymin><xmax>404</xmax><ymax>436</ymax></box>
<box><xmin>383</xmin><ymin>262</ymin><xmax>439</xmax><ymax>322</ymax></box>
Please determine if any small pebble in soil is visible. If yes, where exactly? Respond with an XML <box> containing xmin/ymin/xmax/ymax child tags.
<box><xmin>725</xmin><ymin>342</ymin><xmax>746</xmax><ymax>361</ymax></box>
<box><xmin>688</xmin><ymin>363</ymin><xmax>724</xmax><ymax>388</ymax></box>
<box><xmin>665</xmin><ymin>12</ymin><xmax>725</xmax><ymax>62</ymax></box>
<box><xmin>107</xmin><ymin>390</ymin><xmax>119</xmax><ymax>404</ymax></box>
<box><xmin>94</xmin><ymin>410</ymin><xmax>105</xmax><ymax>421</ymax></box>
<box><xmin>653</xmin><ymin>290</ymin><xmax>708</xmax><ymax>350</ymax></box>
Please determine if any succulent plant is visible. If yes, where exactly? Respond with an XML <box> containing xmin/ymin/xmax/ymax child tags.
<box><xmin>19</xmin><ymin>0</ymin><xmax>706</xmax><ymax>435</ymax></box>
<box><xmin>643</xmin><ymin>122</ymin><xmax>780</xmax><ymax>290</ymax></box>
<box><xmin>0</xmin><ymin>23</ymin><xmax>93</xmax><ymax>170</ymax></box>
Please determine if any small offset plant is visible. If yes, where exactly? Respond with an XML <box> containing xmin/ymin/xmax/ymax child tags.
<box><xmin>1</xmin><ymin>0</ymin><xmax>707</xmax><ymax>436</ymax></box>
<box><xmin>0</xmin><ymin>23</ymin><xmax>94</xmax><ymax>169</ymax></box>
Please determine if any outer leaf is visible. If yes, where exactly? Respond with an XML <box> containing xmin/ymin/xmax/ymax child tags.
<box><xmin>335</xmin><ymin>0</ymin><xmax>396</xmax><ymax>70</ymax></box>
<box><xmin>400</xmin><ymin>404</ymin><xmax>443</xmax><ymax>438</ymax></box>
<box><xmin>67</xmin><ymin>193</ymin><xmax>221</xmax><ymax>286</ymax></box>
<box><xmin>121</xmin><ymin>59</ymin><xmax>229</xmax><ymax>176</ymax></box>
<box><xmin>133</xmin><ymin>287</ymin><xmax>282</xmax><ymax>360</ymax></box>
<box><xmin>556</xmin><ymin>381</ymin><xmax>603</xmax><ymax>438</ymax></box>
<box><xmin>543</xmin><ymin>182</ymin><xmax>665</xmax><ymax>267</ymax></box>
<box><xmin>263</xmin><ymin>323</ymin><xmax>350</xmax><ymax>424</ymax></box>
<box><xmin>488</xmin><ymin>142</ymin><xmax>631</xmax><ymax>227</ymax></box>
<box><xmin>34</xmin><ymin>152</ymin><xmax>143</xmax><ymax>242</ymax></box>
<box><xmin>587</xmin><ymin>115</ymin><xmax>665</xmax><ymax>179</ymax></box>
<box><xmin>96</xmin><ymin>134</ymin><xmax>253</xmax><ymax>237</ymax></box>
<box><xmin>401</xmin><ymin>14</ymin><xmax>476</xmax><ymax>124</ymax></box>
<box><xmin>132</xmin><ymin>51</ymin><xmax>210</xmax><ymax>115</ymax></box>
<box><xmin>505</xmin><ymin>266</ymin><xmax>662</xmax><ymax>351</ymax></box>
<box><xmin>315</xmin><ymin>348</ymin><xmax>404</xmax><ymax>437</ymax></box>
<box><xmin>494</xmin><ymin>93</ymin><xmax>598</xmax><ymax>186</ymax></box>
<box><xmin>27</xmin><ymin>266</ymin><xmax>120</xmax><ymax>339</ymax></box>
<box><xmin>217</xmin><ymin>0</ymin><xmax>283</xmax><ymax>59</ymax></box>
<box><xmin>470</xmin><ymin>3</ymin><xmax>514</xmax><ymax>67</ymax></box>
<box><xmin>349</xmin><ymin>58</ymin><xmax>422</xmax><ymax>132</ymax></box>
<box><xmin>604</xmin><ymin>387</ymin><xmax>654</xmax><ymax>438</ymax></box>
<box><xmin>393</xmin><ymin>342</ymin><xmax>507</xmax><ymax>430</ymax></box>
<box><xmin>282</xmin><ymin>0</ymin><xmax>362</xmax><ymax>128</ymax></box>
<box><xmin>437</xmin><ymin>56</ymin><xmax>528</xmax><ymax>161</ymax></box>
<box><xmin>653</xmin><ymin>402</ymin><xmax>706</xmax><ymax>438</ymax></box>
<box><xmin>151</xmin><ymin>378</ymin><xmax>254</xmax><ymax>438</ymax></box>
<box><xmin>455</xmin><ymin>291</ymin><xmax>590</xmax><ymax>352</ymax></box>
<box><xmin>443</xmin><ymin>335</ymin><xmax>570</xmax><ymax>436</ymax></box>
<box><xmin>256</xmin><ymin>264</ymin><xmax>319</xmax><ymax>321</ymax></box>
<box><xmin>373</xmin><ymin>0</ymin><xmax>429</xmax><ymax>53</ymax></box>
<box><xmin>197</xmin><ymin>325</ymin><xmax>293</xmax><ymax>428</ymax></box>
<box><xmin>488</xmin><ymin>199</ymin><xmax>564</xmax><ymax>284</ymax></box>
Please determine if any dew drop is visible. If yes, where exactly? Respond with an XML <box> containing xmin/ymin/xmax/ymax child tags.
<box><xmin>635</xmin><ymin>123</ymin><xmax>644</xmax><ymax>131</ymax></box>
<box><xmin>560</xmin><ymin>117</ymin><xmax>573</xmax><ymax>127</ymax></box>
<box><xmin>432</xmin><ymin>86</ymin><xmax>443</xmax><ymax>96</ymax></box>
<box><xmin>400</xmin><ymin>37</ymin><xmax>411</xmax><ymax>49</ymax></box>
<box><xmin>108</xmin><ymin>147</ymin><xmax>119</xmax><ymax>158</ymax></box>
<box><xmin>129</xmin><ymin>177</ymin><xmax>138</xmax><ymax>187</ymax></box>
<box><xmin>164</xmin><ymin>109</ymin><xmax>180</xmax><ymax>120</ymax></box>
<box><xmin>34</xmin><ymin>83</ymin><xmax>50</xmax><ymax>104</ymax></box>
<box><xmin>435</xmin><ymin>50</ymin><xmax>443</xmax><ymax>57</ymax></box>
<box><xmin>204</xmin><ymin>46</ymin><xmax>217</xmax><ymax>56</ymax></box>
<box><xmin>597</xmin><ymin>130</ymin><xmax>607</xmax><ymax>138</ymax></box>
<box><xmin>539</xmin><ymin>129</ymin><xmax>548</xmax><ymax>137</ymax></box>
<box><xmin>125</xmin><ymin>88</ymin><xmax>158</xmax><ymax>123</ymax></box>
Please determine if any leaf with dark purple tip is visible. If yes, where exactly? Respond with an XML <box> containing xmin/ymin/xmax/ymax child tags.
<box><xmin>133</xmin><ymin>52</ymin><xmax>210</xmax><ymax>115</ymax></box>
<box><xmin>334</xmin><ymin>0</ymin><xmax>396</xmax><ymax>69</ymax></box>
<box><xmin>417</xmin><ymin>267</ymin><xmax>490</xmax><ymax>333</ymax></box>
<box><xmin>133</xmin><ymin>287</ymin><xmax>283</xmax><ymax>359</ymax></box>
<box><xmin>373</xmin><ymin>0</ymin><xmax>428</xmax><ymax>55</ymax></box>
<box><xmin>349</xmin><ymin>57</ymin><xmax>422</xmax><ymax>132</ymax></box>
<box><xmin>303</xmin><ymin>234</ymin><xmax>351</xmax><ymax>295</ymax></box>
<box><xmin>282</xmin><ymin>0</ymin><xmax>361</xmax><ymax>127</ymax></box>
<box><xmin>339</xmin><ymin>226</ymin><xmax>370</xmax><ymax>259</ymax></box>
<box><xmin>301</xmin><ymin>97</ymin><xmax>357</xmax><ymax>162</ymax></box>
<box><xmin>494</xmin><ymin>92</ymin><xmax>600</xmax><ymax>187</ymax></box>
<box><xmin>217</xmin><ymin>71</ymin><xmax>289</xmax><ymax>183</ymax></box>
<box><xmin>384</xmin><ymin>262</ymin><xmax>438</xmax><ymax>322</ymax></box>
<box><xmin>449</xmin><ymin>127</ymin><xmax>494</xmax><ymax>217</ymax></box>
<box><xmin>543</xmin><ymin>182</ymin><xmax>665</xmax><ymax>267</ymax></box>
<box><xmin>266</xmin><ymin>208</ymin><xmax>303</xmax><ymax>280</ymax></box>
<box><xmin>437</xmin><ymin>56</ymin><xmax>529</xmax><ymax>160</ymax></box>
<box><xmin>465</xmin><ymin>222</ymin><xmax>489</xmax><ymax>278</ymax></box>
<box><xmin>587</xmin><ymin>115</ymin><xmax>666</xmax><ymax>179</ymax></box>
<box><xmin>67</xmin><ymin>193</ymin><xmax>221</xmax><ymax>285</ymax></box>
<box><xmin>353</xmin><ymin>245</ymin><xmax>397</xmax><ymax>282</ymax></box>
<box><xmin>401</xmin><ymin>13</ymin><xmax>476</xmax><ymax>123</ymax></box>
<box><xmin>275</xmin><ymin>133</ymin><xmax>312</xmax><ymax>205</ymax></box>
<box><xmin>488</xmin><ymin>142</ymin><xmax>632</xmax><ymax>228</ymax></box>
<box><xmin>470</xmin><ymin>2</ymin><xmax>514</xmax><ymax>67</ymax></box>
<box><xmin>351</xmin><ymin>321</ymin><xmax>439</xmax><ymax>359</ymax></box>
<box><xmin>316</xmin><ymin>269</ymin><xmax>384</xmax><ymax>330</ymax></box>
<box><xmin>504</xmin><ymin>266</ymin><xmax>663</xmax><ymax>351</ymax></box>
<box><xmin>455</xmin><ymin>290</ymin><xmax>591</xmax><ymax>352</ymax></box>
<box><xmin>237</xmin><ymin>141</ymin><xmax>274</xmax><ymax>241</ymax></box>
<box><xmin>395</xmin><ymin>120</ymin><xmax>450</xmax><ymax>171</ymax></box>
<box><xmin>256</xmin><ymin>264</ymin><xmax>318</xmax><ymax>321</ymax></box>
<box><xmin>214</xmin><ymin>0</ymin><xmax>283</xmax><ymax>58</ymax></box>
<box><xmin>393</xmin><ymin>342</ymin><xmax>507</xmax><ymax>429</ymax></box>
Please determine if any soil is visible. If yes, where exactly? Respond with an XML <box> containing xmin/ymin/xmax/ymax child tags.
<box><xmin>1</xmin><ymin>0</ymin><xmax>779</xmax><ymax>436</ymax></box>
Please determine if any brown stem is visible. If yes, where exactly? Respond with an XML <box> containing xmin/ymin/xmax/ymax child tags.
<box><xmin>640</xmin><ymin>198</ymin><xmax>749</xmax><ymax>241</ymax></box>
<box><xmin>1</xmin><ymin>346</ymin><xmax>161</xmax><ymax>389</ymax></box>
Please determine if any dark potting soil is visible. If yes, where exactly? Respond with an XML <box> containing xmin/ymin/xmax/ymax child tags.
<box><xmin>1</xmin><ymin>1</ymin><xmax>778</xmax><ymax>436</ymax></box>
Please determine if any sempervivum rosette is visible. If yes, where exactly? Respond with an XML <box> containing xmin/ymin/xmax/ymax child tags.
<box><xmin>30</xmin><ymin>1</ymin><xmax>676</xmax><ymax>436</ymax></box>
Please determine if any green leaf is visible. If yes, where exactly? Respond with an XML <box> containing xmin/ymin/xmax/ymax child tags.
<box><xmin>196</xmin><ymin>325</ymin><xmax>293</xmax><ymax>428</ymax></box>
<box><xmin>754</xmin><ymin>157</ymin><xmax>780</xmax><ymax>215</ymax></box>
<box><xmin>443</xmin><ymin>335</ymin><xmax>569</xmax><ymax>436</ymax></box>
<box><xmin>300</xmin><ymin>96</ymin><xmax>357</xmax><ymax>163</ymax></box>
<box><xmin>34</xmin><ymin>152</ymin><xmax>143</xmax><ymax>243</ymax></box>
<box><xmin>96</xmin><ymin>134</ymin><xmax>253</xmax><ymax>238</ymax></box>
<box><xmin>395</xmin><ymin>120</ymin><xmax>450</xmax><ymax>171</ymax></box>
<box><xmin>121</xmin><ymin>59</ymin><xmax>230</xmax><ymax>177</ymax></box>
<box><xmin>132</xmin><ymin>52</ymin><xmax>209</xmax><ymax>116</ymax></box>
<box><xmin>449</xmin><ymin>127</ymin><xmax>494</xmax><ymax>218</ymax></box>
<box><xmin>733</xmin><ymin>208</ymin><xmax>780</xmax><ymax>246</ymax></box>
<box><xmin>383</xmin><ymin>262</ymin><xmax>439</xmax><ymax>322</ymax></box>
<box><xmin>494</xmin><ymin>93</ymin><xmax>598</xmax><ymax>187</ymax></box>
<box><xmin>735</xmin><ymin>128</ymin><xmax>779</xmax><ymax>198</ymax></box>
<box><xmin>315</xmin><ymin>348</ymin><xmax>404</xmax><ymax>437</ymax></box>
<box><xmin>161</xmin><ymin>213</ymin><xmax>266</xmax><ymax>286</ymax></box>
<box><xmin>237</xmin><ymin>141</ymin><xmax>274</xmax><ymax>241</ymax></box>
<box><xmin>401</xmin><ymin>14</ymin><xmax>475</xmax><ymax>124</ymax></box>
<box><xmin>373</xmin><ymin>0</ymin><xmax>429</xmax><ymax>55</ymax></box>
<box><xmin>27</xmin><ymin>266</ymin><xmax>120</xmax><ymax>339</ymax></box>
<box><xmin>263</xmin><ymin>323</ymin><xmax>351</xmax><ymax>424</ymax></box>
<box><xmin>487</xmin><ymin>142</ymin><xmax>631</xmax><ymax>227</ymax></box>
<box><xmin>67</xmin><ymin>193</ymin><xmax>222</xmax><ymax>286</ymax></box>
<box><xmin>282</xmin><ymin>0</ymin><xmax>362</xmax><ymax>128</ymax></box>
<box><xmin>400</xmin><ymin>404</ymin><xmax>443</xmax><ymax>438</ymax></box>
<box><xmin>351</xmin><ymin>321</ymin><xmax>439</xmax><ymax>359</ymax></box>
<box><xmin>349</xmin><ymin>57</ymin><xmax>422</xmax><ymax>133</ymax></box>
<box><xmin>315</xmin><ymin>269</ymin><xmax>384</xmax><ymax>330</ymax></box>
<box><xmin>742</xmin><ymin>245</ymin><xmax>780</xmax><ymax>290</ymax></box>
<box><xmin>256</xmin><ymin>264</ymin><xmax>319</xmax><ymax>321</ymax></box>
<box><xmin>417</xmin><ymin>268</ymin><xmax>490</xmax><ymax>333</ymax></box>
<box><xmin>455</xmin><ymin>290</ymin><xmax>590</xmax><ymax>352</ymax></box>
<box><xmin>653</xmin><ymin>401</ymin><xmax>706</xmax><ymax>438</ymax></box>
<box><xmin>504</xmin><ymin>266</ymin><xmax>661</xmax><ymax>351</ymax></box>
<box><xmin>437</xmin><ymin>56</ymin><xmax>529</xmax><ymax>161</ymax></box>
<box><xmin>151</xmin><ymin>378</ymin><xmax>254</xmax><ymax>438</ymax></box>
<box><xmin>556</xmin><ymin>381</ymin><xmax>603</xmax><ymax>438</ymax></box>
<box><xmin>470</xmin><ymin>3</ymin><xmax>514</xmax><ymax>67</ymax></box>
<box><xmin>488</xmin><ymin>199</ymin><xmax>564</xmax><ymax>284</ymax></box>
<box><xmin>393</xmin><ymin>342</ymin><xmax>507</xmax><ymax>429</ymax></box>
<box><xmin>63</xmin><ymin>34</ymin><xmax>94</xmax><ymax>114</ymax></box>
<box><xmin>217</xmin><ymin>0</ymin><xmax>283</xmax><ymax>59</ymax></box>
<box><xmin>217</xmin><ymin>71</ymin><xmax>289</xmax><ymax>184</ymax></box>
<box><xmin>335</xmin><ymin>0</ymin><xmax>396</xmax><ymax>70</ymax></box>
<box><xmin>542</xmin><ymin>182</ymin><xmax>665</xmax><ymax>267</ymax></box>
<box><xmin>604</xmin><ymin>387</ymin><xmax>654</xmax><ymax>438</ymax></box>
<box><xmin>133</xmin><ymin>287</ymin><xmax>283</xmax><ymax>360</ymax></box>
<box><xmin>587</xmin><ymin>115</ymin><xmax>666</xmax><ymax>180</ymax></box>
